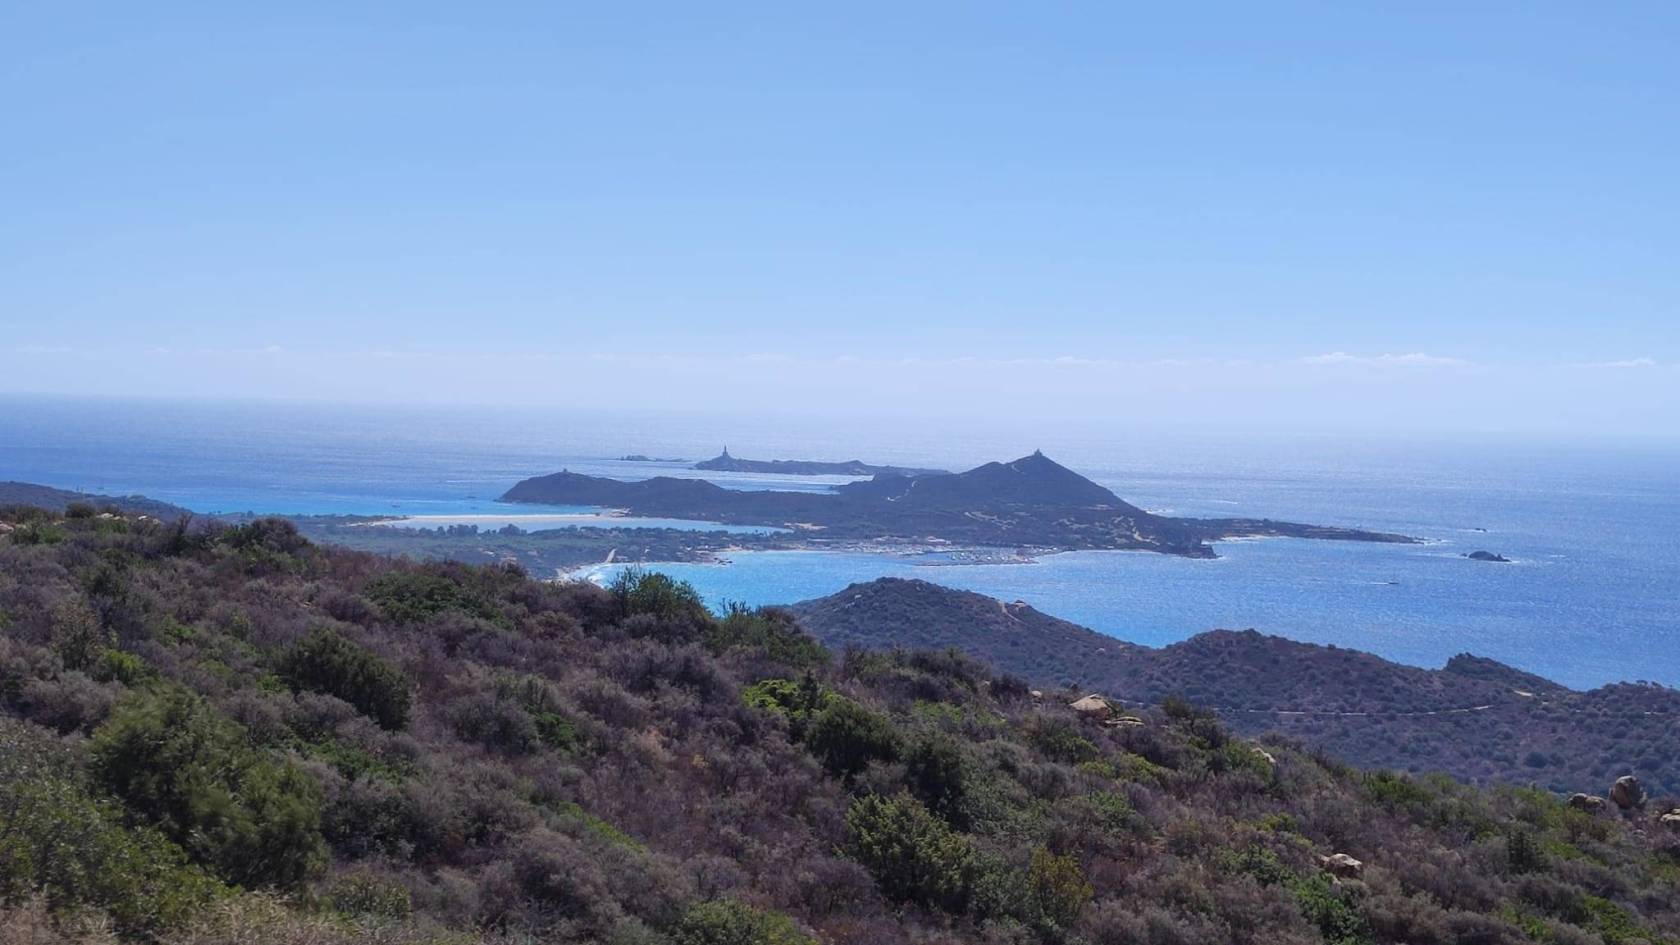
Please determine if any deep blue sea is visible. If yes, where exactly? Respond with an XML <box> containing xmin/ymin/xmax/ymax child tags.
<box><xmin>4</xmin><ymin>395</ymin><xmax>1676</xmax><ymax>690</ymax></box>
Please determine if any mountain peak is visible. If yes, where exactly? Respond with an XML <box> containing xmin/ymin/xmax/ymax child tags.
<box><xmin>840</xmin><ymin>450</ymin><xmax>1136</xmax><ymax>511</ymax></box>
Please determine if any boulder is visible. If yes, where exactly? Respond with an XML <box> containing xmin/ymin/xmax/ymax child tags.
<box><xmin>1105</xmin><ymin>715</ymin><xmax>1146</xmax><ymax>728</ymax></box>
<box><xmin>1319</xmin><ymin>853</ymin><xmax>1364</xmax><ymax>879</ymax></box>
<box><xmin>1254</xmin><ymin>748</ymin><xmax>1278</xmax><ymax>767</ymax></box>
<box><xmin>1068</xmin><ymin>694</ymin><xmax>1112</xmax><ymax>718</ymax></box>
<box><xmin>1568</xmin><ymin>793</ymin><xmax>1608</xmax><ymax>814</ymax></box>
<box><xmin>1029</xmin><ymin>690</ymin><xmax>1044</xmax><ymax>701</ymax></box>
<box><xmin>1660</xmin><ymin>811</ymin><xmax>1680</xmax><ymax>832</ymax></box>
<box><xmin>1610</xmin><ymin>775</ymin><xmax>1645</xmax><ymax>810</ymax></box>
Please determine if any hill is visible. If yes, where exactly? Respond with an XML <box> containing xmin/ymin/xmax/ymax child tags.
<box><xmin>789</xmin><ymin>578</ymin><xmax>1680</xmax><ymax>795</ymax></box>
<box><xmin>0</xmin><ymin>481</ymin><xmax>195</xmax><ymax>520</ymax></box>
<box><xmin>835</xmin><ymin>450</ymin><xmax>1127</xmax><ymax>509</ymax></box>
<box><xmin>503</xmin><ymin>452</ymin><xmax>1417</xmax><ymax>558</ymax></box>
<box><xmin>5</xmin><ymin>506</ymin><xmax>1680</xmax><ymax>945</ymax></box>
<box><xmin>783</xmin><ymin>576</ymin><xmax>1140</xmax><ymax>684</ymax></box>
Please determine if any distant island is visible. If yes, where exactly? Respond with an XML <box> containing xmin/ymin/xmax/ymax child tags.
<box><xmin>617</xmin><ymin>454</ymin><xmax>687</xmax><ymax>463</ymax></box>
<box><xmin>501</xmin><ymin>451</ymin><xmax>1418</xmax><ymax>558</ymax></box>
<box><xmin>692</xmin><ymin>446</ymin><xmax>947</xmax><ymax>478</ymax></box>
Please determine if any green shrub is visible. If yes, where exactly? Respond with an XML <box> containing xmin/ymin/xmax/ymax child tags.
<box><xmin>1582</xmin><ymin>895</ymin><xmax>1646</xmax><ymax>944</ymax></box>
<box><xmin>1218</xmin><ymin>844</ymin><xmax>1294</xmax><ymax>887</ymax></box>
<box><xmin>540</xmin><ymin>798</ymin><xmax>645</xmax><ymax>852</ymax></box>
<box><xmin>671</xmin><ymin>898</ymin><xmax>815</xmax><ymax>945</ymax></box>
<box><xmin>845</xmin><ymin>793</ymin><xmax>986</xmax><ymax>913</ymax></box>
<box><xmin>11</xmin><ymin>521</ymin><xmax>66</xmax><ymax>545</ymax></box>
<box><xmin>708</xmin><ymin>604</ymin><xmax>829</xmax><ymax>668</ymax></box>
<box><xmin>0</xmin><ymin>720</ymin><xmax>225</xmax><ymax>935</ymax></box>
<box><xmin>364</xmin><ymin>571</ymin><xmax>501</xmax><ymax>625</ymax></box>
<box><xmin>1291</xmin><ymin>874</ymin><xmax>1371</xmax><ymax>945</ymax></box>
<box><xmin>278</xmin><ymin>629</ymin><xmax>412</xmax><ymax>730</ymax></box>
<box><xmin>49</xmin><ymin>598</ymin><xmax>109</xmax><ymax>672</ymax></box>
<box><xmin>805</xmin><ymin>695</ymin><xmax>901</xmax><ymax>778</ymax></box>
<box><xmin>1028</xmin><ymin>846</ymin><xmax>1092</xmax><ymax>928</ymax></box>
<box><xmin>1025</xmin><ymin>717</ymin><xmax>1098</xmax><ymax>764</ymax></box>
<box><xmin>533</xmin><ymin>711</ymin><xmax>584</xmax><ymax>753</ymax></box>
<box><xmin>742</xmin><ymin>676</ymin><xmax>822</xmax><ymax>719</ymax></box>
<box><xmin>323</xmin><ymin>869</ymin><xmax>413</xmax><ymax>919</ymax></box>
<box><xmin>1507</xmin><ymin>826</ymin><xmax>1545</xmax><ymax>874</ymax></box>
<box><xmin>91</xmin><ymin>647</ymin><xmax>151</xmax><ymax>685</ymax></box>
<box><xmin>1114</xmin><ymin>751</ymin><xmax>1169</xmax><ymax>784</ymax></box>
<box><xmin>610</xmin><ymin>568</ymin><xmax>707</xmax><ymax>621</ymax></box>
<box><xmin>1363</xmin><ymin>771</ymin><xmax>1434</xmax><ymax>811</ymax></box>
<box><xmin>306</xmin><ymin>737</ymin><xmax>413</xmax><ymax>782</ymax></box>
<box><xmin>905</xmin><ymin>732</ymin><xmax>970</xmax><ymax>827</ymax></box>
<box><xmin>89</xmin><ymin>687</ymin><xmax>327</xmax><ymax>888</ymax></box>
<box><xmin>495</xmin><ymin>673</ymin><xmax>586</xmax><ymax>753</ymax></box>
<box><xmin>216</xmin><ymin>518</ymin><xmax>312</xmax><ymax>573</ymax></box>
<box><xmin>1160</xmin><ymin>695</ymin><xmax>1229</xmax><ymax>747</ymax></box>
<box><xmin>1079</xmin><ymin>791</ymin><xmax>1143</xmax><ymax>835</ymax></box>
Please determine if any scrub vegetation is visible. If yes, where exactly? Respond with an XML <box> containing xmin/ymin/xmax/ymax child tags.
<box><xmin>3</xmin><ymin>506</ymin><xmax>1679</xmax><ymax>944</ymax></box>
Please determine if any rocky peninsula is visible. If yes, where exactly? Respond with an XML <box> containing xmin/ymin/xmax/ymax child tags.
<box><xmin>502</xmin><ymin>451</ymin><xmax>1418</xmax><ymax>559</ymax></box>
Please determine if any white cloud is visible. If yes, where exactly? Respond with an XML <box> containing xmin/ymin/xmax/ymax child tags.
<box><xmin>1582</xmin><ymin>357</ymin><xmax>1657</xmax><ymax>369</ymax></box>
<box><xmin>1300</xmin><ymin>351</ymin><xmax>1473</xmax><ymax>368</ymax></box>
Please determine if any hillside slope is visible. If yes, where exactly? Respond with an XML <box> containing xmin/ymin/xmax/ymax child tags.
<box><xmin>4</xmin><ymin>507</ymin><xmax>1679</xmax><ymax>945</ymax></box>
<box><xmin>789</xmin><ymin>578</ymin><xmax>1680</xmax><ymax>795</ymax></box>
<box><xmin>0</xmin><ymin>481</ymin><xmax>194</xmax><ymax>520</ymax></box>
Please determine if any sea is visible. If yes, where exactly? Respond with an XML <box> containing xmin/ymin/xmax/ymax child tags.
<box><xmin>4</xmin><ymin>394</ymin><xmax>1677</xmax><ymax>691</ymax></box>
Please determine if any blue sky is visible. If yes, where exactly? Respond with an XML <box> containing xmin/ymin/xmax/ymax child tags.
<box><xmin>2</xmin><ymin>3</ymin><xmax>1676</xmax><ymax>435</ymax></box>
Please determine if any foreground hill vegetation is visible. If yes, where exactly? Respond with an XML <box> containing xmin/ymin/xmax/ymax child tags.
<box><xmin>3</xmin><ymin>507</ymin><xmax>1680</xmax><ymax>945</ymax></box>
<box><xmin>791</xmin><ymin>579</ymin><xmax>1680</xmax><ymax>796</ymax></box>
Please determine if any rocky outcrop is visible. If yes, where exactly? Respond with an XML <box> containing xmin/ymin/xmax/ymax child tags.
<box><xmin>1320</xmin><ymin>853</ymin><xmax>1364</xmax><ymax>879</ymax></box>
<box><xmin>1659</xmin><ymin>811</ymin><xmax>1680</xmax><ymax>832</ymax></box>
<box><xmin>1569</xmin><ymin>793</ymin><xmax>1608</xmax><ymax>814</ymax></box>
<box><xmin>1611</xmin><ymin>776</ymin><xmax>1645</xmax><ymax>810</ymax></box>
<box><xmin>1069</xmin><ymin>694</ymin><xmax>1113</xmax><ymax>718</ymax></box>
<box><xmin>1464</xmin><ymin>550</ymin><xmax>1511</xmax><ymax>562</ymax></box>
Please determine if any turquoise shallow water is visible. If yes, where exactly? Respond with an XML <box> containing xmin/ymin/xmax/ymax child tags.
<box><xmin>4</xmin><ymin>395</ymin><xmax>1676</xmax><ymax>689</ymax></box>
